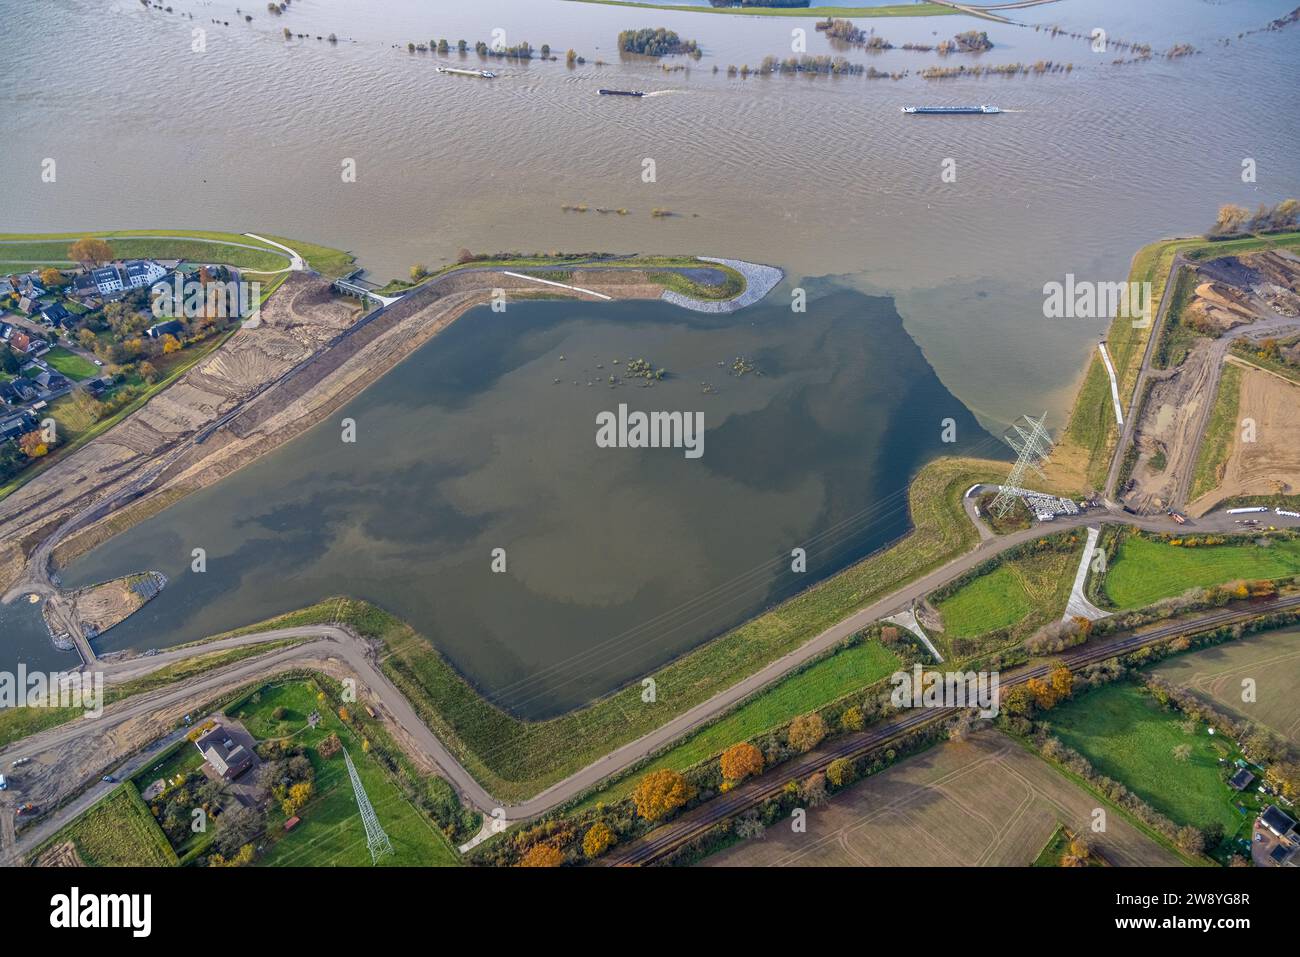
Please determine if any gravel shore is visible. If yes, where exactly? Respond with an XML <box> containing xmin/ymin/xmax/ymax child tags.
<box><xmin>661</xmin><ymin>257</ymin><xmax>784</xmax><ymax>313</ymax></box>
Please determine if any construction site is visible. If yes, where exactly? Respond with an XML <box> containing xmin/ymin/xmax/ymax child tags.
<box><xmin>1116</xmin><ymin>249</ymin><xmax>1300</xmax><ymax>516</ymax></box>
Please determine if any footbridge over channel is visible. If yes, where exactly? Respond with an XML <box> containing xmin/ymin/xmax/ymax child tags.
<box><xmin>332</xmin><ymin>274</ymin><xmax>403</xmax><ymax>307</ymax></box>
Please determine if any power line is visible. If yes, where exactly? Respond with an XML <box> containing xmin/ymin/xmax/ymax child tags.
<box><xmin>343</xmin><ymin>747</ymin><xmax>393</xmax><ymax>865</ymax></box>
<box><xmin>989</xmin><ymin>412</ymin><xmax>1052</xmax><ymax>518</ymax></box>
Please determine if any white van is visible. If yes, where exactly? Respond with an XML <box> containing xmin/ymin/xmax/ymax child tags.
<box><xmin>0</xmin><ymin>774</ymin><xmax>7</xmax><ymax>790</ymax></box>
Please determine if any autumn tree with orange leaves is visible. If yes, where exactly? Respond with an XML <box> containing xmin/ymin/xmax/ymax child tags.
<box><xmin>787</xmin><ymin>712</ymin><xmax>828</xmax><ymax>753</ymax></box>
<box><xmin>632</xmin><ymin>768</ymin><xmax>691</xmax><ymax>822</ymax></box>
<box><xmin>518</xmin><ymin>844</ymin><xmax>564</xmax><ymax>867</ymax></box>
<box><xmin>68</xmin><ymin>237</ymin><xmax>114</xmax><ymax>268</ymax></box>
<box><xmin>582</xmin><ymin>821</ymin><xmax>616</xmax><ymax>859</ymax></box>
<box><xmin>719</xmin><ymin>742</ymin><xmax>764</xmax><ymax>783</ymax></box>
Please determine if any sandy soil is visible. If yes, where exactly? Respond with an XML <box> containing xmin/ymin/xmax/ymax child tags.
<box><xmin>1124</xmin><ymin>340</ymin><xmax>1219</xmax><ymax>512</ymax></box>
<box><xmin>1187</xmin><ymin>363</ymin><xmax>1300</xmax><ymax>514</ymax></box>
<box><xmin>60</xmin><ymin>572</ymin><xmax>166</xmax><ymax>638</ymax></box>
<box><xmin>703</xmin><ymin>730</ymin><xmax>1180</xmax><ymax>867</ymax></box>
<box><xmin>1184</xmin><ymin>280</ymin><xmax>1257</xmax><ymax>333</ymax></box>
<box><xmin>1124</xmin><ymin>250</ymin><xmax>1300</xmax><ymax>514</ymax></box>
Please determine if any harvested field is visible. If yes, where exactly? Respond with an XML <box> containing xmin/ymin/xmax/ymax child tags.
<box><xmin>1188</xmin><ymin>362</ymin><xmax>1300</xmax><ymax>515</ymax></box>
<box><xmin>703</xmin><ymin>731</ymin><xmax>1180</xmax><ymax>867</ymax></box>
<box><xmin>1151</xmin><ymin>626</ymin><xmax>1300</xmax><ymax>746</ymax></box>
<box><xmin>31</xmin><ymin>840</ymin><xmax>83</xmax><ymax>868</ymax></box>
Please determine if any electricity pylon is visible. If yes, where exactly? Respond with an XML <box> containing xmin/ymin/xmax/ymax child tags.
<box><xmin>989</xmin><ymin>412</ymin><xmax>1053</xmax><ymax>518</ymax></box>
<box><xmin>343</xmin><ymin>748</ymin><xmax>394</xmax><ymax>864</ymax></box>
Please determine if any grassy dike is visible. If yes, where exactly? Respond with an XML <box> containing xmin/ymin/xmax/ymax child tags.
<box><xmin>1188</xmin><ymin>361</ymin><xmax>1242</xmax><ymax>503</ymax></box>
<box><xmin>1052</xmin><ymin>230</ymin><xmax>1300</xmax><ymax>492</ymax></box>
<box><xmin>377</xmin><ymin>253</ymin><xmax>748</xmax><ymax>298</ymax></box>
<box><xmin>565</xmin><ymin>0</ymin><xmax>953</xmax><ymax>17</ymax></box>
<box><xmin>0</xmin><ymin>229</ymin><xmax>355</xmax><ymax>278</ymax></box>
<box><xmin>212</xmin><ymin>455</ymin><xmax>1008</xmax><ymax>803</ymax></box>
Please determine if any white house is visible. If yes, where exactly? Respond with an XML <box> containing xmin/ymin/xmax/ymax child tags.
<box><xmin>90</xmin><ymin>266</ymin><xmax>124</xmax><ymax>295</ymax></box>
<box><xmin>122</xmin><ymin>259</ymin><xmax>168</xmax><ymax>289</ymax></box>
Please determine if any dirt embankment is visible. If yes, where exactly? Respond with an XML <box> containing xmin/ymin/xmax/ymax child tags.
<box><xmin>18</xmin><ymin>268</ymin><xmax>666</xmax><ymax>579</ymax></box>
<box><xmin>57</xmin><ymin>571</ymin><xmax>166</xmax><ymax>639</ymax></box>
<box><xmin>0</xmin><ymin>274</ymin><xmax>360</xmax><ymax>593</ymax></box>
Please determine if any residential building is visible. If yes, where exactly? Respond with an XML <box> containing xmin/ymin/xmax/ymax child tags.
<box><xmin>194</xmin><ymin>724</ymin><xmax>253</xmax><ymax>780</ymax></box>
<box><xmin>122</xmin><ymin>259</ymin><xmax>168</xmax><ymax>289</ymax></box>
<box><xmin>147</xmin><ymin>319</ymin><xmax>184</xmax><ymax>340</ymax></box>
<box><xmin>90</xmin><ymin>265</ymin><xmax>124</xmax><ymax>295</ymax></box>
<box><xmin>39</xmin><ymin>302</ymin><xmax>72</xmax><ymax>327</ymax></box>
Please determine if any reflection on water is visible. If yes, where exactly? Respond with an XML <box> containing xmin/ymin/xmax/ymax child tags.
<box><xmin>63</xmin><ymin>284</ymin><xmax>1000</xmax><ymax>716</ymax></box>
<box><xmin>0</xmin><ymin>599</ymin><xmax>76</xmax><ymax>679</ymax></box>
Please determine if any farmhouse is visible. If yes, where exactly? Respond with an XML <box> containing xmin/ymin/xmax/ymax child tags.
<box><xmin>194</xmin><ymin>724</ymin><xmax>253</xmax><ymax>780</ymax></box>
<box><xmin>1228</xmin><ymin>768</ymin><xmax>1255</xmax><ymax>791</ymax></box>
<box><xmin>146</xmin><ymin>319</ymin><xmax>184</xmax><ymax>340</ymax></box>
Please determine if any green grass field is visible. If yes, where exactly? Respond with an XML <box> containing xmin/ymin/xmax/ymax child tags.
<box><xmin>1189</xmin><ymin>363</ymin><xmax>1242</xmax><ymax>503</ymax></box>
<box><xmin>226</xmin><ymin>681</ymin><xmax>458</xmax><ymax>867</ymax></box>
<box><xmin>214</xmin><ymin>455</ymin><xmax>1008</xmax><ymax>803</ymax></box>
<box><xmin>43</xmin><ymin>346</ymin><xmax>98</xmax><ymax>381</ymax></box>
<box><xmin>575</xmin><ymin>638</ymin><xmax>901</xmax><ymax>809</ymax></box>
<box><xmin>1103</xmin><ymin>535</ymin><xmax>1300</xmax><ymax>609</ymax></box>
<box><xmin>49</xmin><ymin>785</ymin><xmax>178</xmax><ymax>867</ymax></box>
<box><xmin>132</xmin><ymin>739</ymin><xmax>206</xmax><ymax>795</ymax></box>
<box><xmin>1049</xmin><ymin>682</ymin><xmax>1240</xmax><ymax>835</ymax></box>
<box><xmin>937</xmin><ymin>564</ymin><xmax>1036</xmax><ymax>636</ymax></box>
<box><xmin>935</xmin><ymin>545</ymin><xmax>1080</xmax><ymax>639</ymax></box>
<box><xmin>0</xmin><ymin>229</ymin><xmax>354</xmax><ymax>277</ymax></box>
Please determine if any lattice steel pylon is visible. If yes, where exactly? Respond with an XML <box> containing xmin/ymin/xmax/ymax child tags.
<box><xmin>989</xmin><ymin>412</ymin><xmax>1053</xmax><ymax>518</ymax></box>
<box><xmin>343</xmin><ymin>747</ymin><xmax>394</xmax><ymax>864</ymax></box>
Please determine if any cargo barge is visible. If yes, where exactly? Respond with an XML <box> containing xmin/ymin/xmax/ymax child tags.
<box><xmin>437</xmin><ymin>66</ymin><xmax>497</xmax><ymax>79</ymax></box>
<box><xmin>901</xmin><ymin>105</ymin><xmax>1000</xmax><ymax>114</ymax></box>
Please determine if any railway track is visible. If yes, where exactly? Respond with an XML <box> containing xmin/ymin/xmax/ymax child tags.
<box><xmin>606</xmin><ymin>594</ymin><xmax>1300</xmax><ymax>866</ymax></box>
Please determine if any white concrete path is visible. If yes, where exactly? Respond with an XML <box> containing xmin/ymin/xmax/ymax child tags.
<box><xmin>883</xmin><ymin>609</ymin><xmax>944</xmax><ymax>664</ymax></box>
<box><xmin>1064</xmin><ymin>526</ymin><xmax>1111</xmax><ymax>622</ymax></box>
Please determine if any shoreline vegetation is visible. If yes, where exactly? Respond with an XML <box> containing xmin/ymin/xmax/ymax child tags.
<box><xmin>375</xmin><ymin>251</ymin><xmax>747</xmax><ymax>297</ymax></box>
